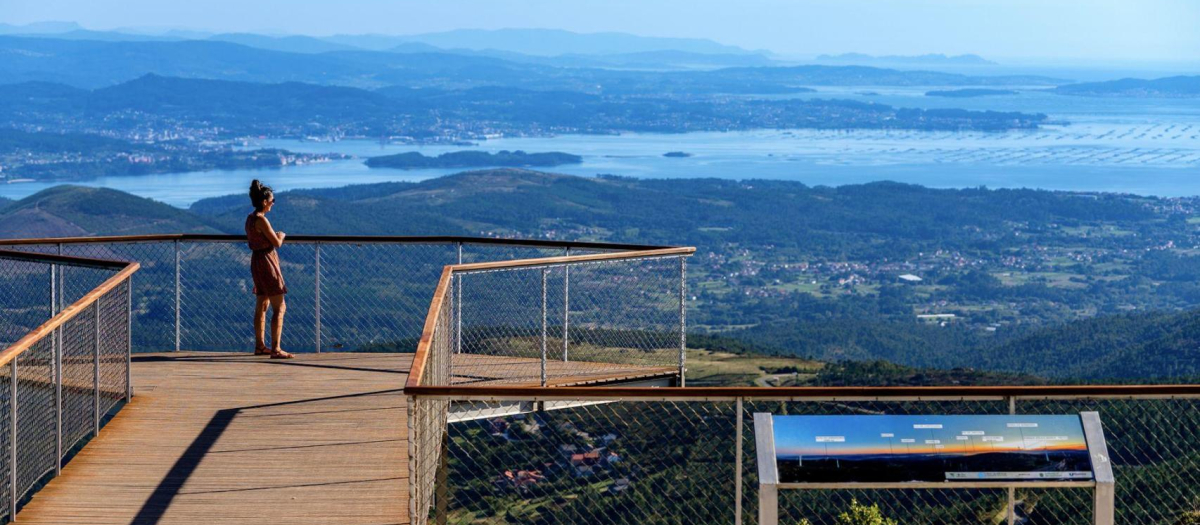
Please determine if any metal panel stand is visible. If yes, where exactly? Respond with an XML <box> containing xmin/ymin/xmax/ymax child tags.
<box><xmin>753</xmin><ymin>412</ymin><xmax>1115</xmax><ymax>525</ymax></box>
<box><xmin>1082</xmin><ymin>411</ymin><xmax>1115</xmax><ymax>525</ymax></box>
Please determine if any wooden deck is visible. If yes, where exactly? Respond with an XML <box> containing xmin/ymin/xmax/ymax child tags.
<box><xmin>13</xmin><ymin>352</ymin><xmax>675</xmax><ymax>524</ymax></box>
<box><xmin>17</xmin><ymin>352</ymin><xmax>410</xmax><ymax>525</ymax></box>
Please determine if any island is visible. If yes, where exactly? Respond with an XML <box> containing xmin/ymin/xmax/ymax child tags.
<box><xmin>364</xmin><ymin>150</ymin><xmax>582</xmax><ymax>170</ymax></box>
<box><xmin>1053</xmin><ymin>75</ymin><xmax>1200</xmax><ymax>98</ymax></box>
<box><xmin>926</xmin><ymin>88</ymin><xmax>1018</xmax><ymax>98</ymax></box>
<box><xmin>663</xmin><ymin>151</ymin><xmax>693</xmax><ymax>158</ymax></box>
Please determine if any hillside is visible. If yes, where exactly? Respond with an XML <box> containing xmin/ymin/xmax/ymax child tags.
<box><xmin>1054</xmin><ymin>75</ymin><xmax>1200</xmax><ymax>98</ymax></box>
<box><xmin>9</xmin><ymin>171</ymin><xmax>1200</xmax><ymax>380</ymax></box>
<box><xmin>974</xmin><ymin>310</ymin><xmax>1200</xmax><ymax>380</ymax></box>
<box><xmin>0</xmin><ymin>186</ymin><xmax>218</xmax><ymax>238</ymax></box>
<box><xmin>187</xmin><ymin>168</ymin><xmax>1155</xmax><ymax>257</ymax></box>
<box><xmin>1</xmin><ymin>75</ymin><xmax>1047</xmax><ymax>139</ymax></box>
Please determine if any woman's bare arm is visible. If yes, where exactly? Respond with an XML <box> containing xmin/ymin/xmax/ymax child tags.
<box><xmin>255</xmin><ymin>215</ymin><xmax>285</xmax><ymax>248</ymax></box>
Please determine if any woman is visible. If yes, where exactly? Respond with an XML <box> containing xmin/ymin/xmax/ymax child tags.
<box><xmin>247</xmin><ymin>180</ymin><xmax>294</xmax><ymax>359</ymax></box>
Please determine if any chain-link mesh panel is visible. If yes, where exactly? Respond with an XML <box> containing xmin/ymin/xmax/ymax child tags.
<box><xmin>454</xmin><ymin>255</ymin><xmax>684</xmax><ymax>386</ymax></box>
<box><xmin>60</xmin><ymin>242</ymin><xmax>174</xmax><ymax>354</ymax></box>
<box><xmin>0</xmin><ymin>361</ymin><xmax>10</xmax><ymax>522</ymax></box>
<box><xmin>60</xmin><ymin>299</ymin><xmax>95</xmax><ymax>457</ymax></box>
<box><xmin>0</xmin><ymin>258</ymin><xmax>51</xmax><ymax>349</ymax></box>
<box><xmin>98</xmin><ymin>281</ymin><xmax>129</xmax><ymax>416</ymax></box>
<box><xmin>319</xmin><ymin>243</ymin><xmax>456</xmax><ymax>352</ymax></box>
<box><xmin>14</xmin><ymin>336</ymin><xmax>55</xmax><ymax>504</ymax></box>
<box><xmin>1016</xmin><ymin>397</ymin><xmax>1200</xmax><ymax>525</ymax></box>
<box><xmin>430</xmin><ymin>399</ymin><xmax>736</xmax><ymax>525</ymax></box>
<box><xmin>0</xmin><ymin>251</ymin><xmax>133</xmax><ymax>521</ymax></box>
<box><xmin>564</xmin><ymin>256</ymin><xmax>682</xmax><ymax>378</ymax></box>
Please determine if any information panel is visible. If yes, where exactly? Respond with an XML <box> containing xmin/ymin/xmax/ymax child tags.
<box><xmin>772</xmin><ymin>415</ymin><xmax>1094</xmax><ymax>483</ymax></box>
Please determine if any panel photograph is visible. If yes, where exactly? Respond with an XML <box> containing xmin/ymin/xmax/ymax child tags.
<box><xmin>773</xmin><ymin>414</ymin><xmax>1094</xmax><ymax>483</ymax></box>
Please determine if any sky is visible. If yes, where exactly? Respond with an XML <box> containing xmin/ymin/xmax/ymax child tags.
<box><xmin>1</xmin><ymin>0</ymin><xmax>1198</xmax><ymax>63</ymax></box>
<box><xmin>772</xmin><ymin>415</ymin><xmax>1089</xmax><ymax>457</ymax></box>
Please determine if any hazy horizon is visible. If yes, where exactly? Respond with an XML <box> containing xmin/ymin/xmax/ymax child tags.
<box><xmin>1</xmin><ymin>0</ymin><xmax>1198</xmax><ymax>63</ymax></box>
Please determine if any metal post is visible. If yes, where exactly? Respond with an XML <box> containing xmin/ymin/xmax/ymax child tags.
<box><xmin>540</xmin><ymin>267</ymin><xmax>548</xmax><ymax>387</ymax></box>
<box><xmin>1007</xmin><ymin>396</ymin><xmax>1016</xmax><ymax>525</ymax></box>
<box><xmin>563</xmin><ymin>248</ymin><xmax>570</xmax><ymax>363</ymax></box>
<box><xmin>51</xmin><ymin>263</ymin><xmax>61</xmax><ymax>476</ymax></box>
<box><xmin>435</xmin><ymin>432</ymin><xmax>450</xmax><ymax>525</ymax></box>
<box><xmin>735</xmin><ymin>397</ymin><xmax>744</xmax><ymax>525</ymax></box>
<box><xmin>56</xmin><ymin>244</ymin><xmax>63</xmax><ymax>313</ymax></box>
<box><xmin>125</xmin><ymin>279</ymin><xmax>132</xmax><ymax>402</ymax></box>
<box><xmin>94</xmin><ymin>303</ymin><xmax>101</xmax><ymax>437</ymax></box>
<box><xmin>678</xmin><ymin>257</ymin><xmax>687</xmax><ymax>387</ymax></box>
<box><xmin>9</xmin><ymin>358</ymin><xmax>16</xmax><ymax>519</ymax></box>
<box><xmin>174</xmin><ymin>240</ymin><xmax>181</xmax><ymax>352</ymax></box>
<box><xmin>455</xmin><ymin>242</ymin><xmax>463</xmax><ymax>355</ymax></box>
<box><xmin>314</xmin><ymin>242</ymin><xmax>322</xmax><ymax>354</ymax></box>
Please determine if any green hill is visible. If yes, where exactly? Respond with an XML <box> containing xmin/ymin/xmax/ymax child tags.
<box><xmin>1054</xmin><ymin>75</ymin><xmax>1200</xmax><ymax>98</ymax></box>
<box><xmin>188</xmin><ymin>168</ymin><xmax>1156</xmax><ymax>258</ymax></box>
<box><xmin>11</xmin><ymin>171</ymin><xmax>1200</xmax><ymax>381</ymax></box>
<box><xmin>0</xmin><ymin>186</ymin><xmax>218</xmax><ymax>239</ymax></box>
<box><xmin>975</xmin><ymin>310</ymin><xmax>1200</xmax><ymax>380</ymax></box>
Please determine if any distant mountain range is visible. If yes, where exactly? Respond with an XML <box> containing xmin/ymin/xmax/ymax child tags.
<box><xmin>381</xmin><ymin>28</ymin><xmax>763</xmax><ymax>56</ymax></box>
<box><xmin>0</xmin><ymin>35</ymin><xmax>1062</xmax><ymax>91</ymax></box>
<box><xmin>0</xmin><ymin>23</ymin><xmax>771</xmax><ymax>71</ymax></box>
<box><xmin>815</xmin><ymin>53</ymin><xmax>996</xmax><ymax>66</ymax></box>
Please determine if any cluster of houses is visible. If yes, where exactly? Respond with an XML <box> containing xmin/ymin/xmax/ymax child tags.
<box><xmin>489</xmin><ymin>415</ymin><xmax>631</xmax><ymax>495</ymax></box>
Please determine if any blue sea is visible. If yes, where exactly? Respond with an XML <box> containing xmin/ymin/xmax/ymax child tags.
<box><xmin>2</xmin><ymin>86</ymin><xmax>1198</xmax><ymax>207</ymax></box>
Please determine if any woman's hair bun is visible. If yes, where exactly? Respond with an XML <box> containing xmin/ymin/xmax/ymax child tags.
<box><xmin>249</xmin><ymin>179</ymin><xmax>273</xmax><ymax>209</ymax></box>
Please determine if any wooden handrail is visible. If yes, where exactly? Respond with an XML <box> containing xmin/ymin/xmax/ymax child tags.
<box><xmin>0</xmin><ymin>249</ymin><xmax>133</xmax><ymax>270</ymax></box>
<box><xmin>404</xmin><ymin>383</ymin><xmax>1200</xmax><ymax>399</ymax></box>
<box><xmin>0</xmin><ymin>234</ymin><xmax>677</xmax><ymax>252</ymax></box>
<box><xmin>0</xmin><ymin>256</ymin><xmax>139</xmax><ymax>369</ymax></box>
<box><xmin>453</xmin><ymin>247</ymin><xmax>695</xmax><ymax>272</ymax></box>
<box><xmin>405</xmin><ymin>246</ymin><xmax>696</xmax><ymax>391</ymax></box>
<box><xmin>405</xmin><ymin>267</ymin><xmax>454</xmax><ymax>391</ymax></box>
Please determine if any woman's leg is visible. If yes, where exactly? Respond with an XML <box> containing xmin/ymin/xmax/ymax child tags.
<box><xmin>268</xmin><ymin>294</ymin><xmax>287</xmax><ymax>352</ymax></box>
<box><xmin>254</xmin><ymin>295</ymin><xmax>269</xmax><ymax>352</ymax></box>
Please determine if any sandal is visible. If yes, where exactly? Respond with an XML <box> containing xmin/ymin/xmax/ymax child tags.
<box><xmin>255</xmin><ymin>344</ymin><xmax>271</xmax><ymax>356</ymax></box>
<box><xmin>269</xmin><ymin>349</ymin><xmax>295</xmax><ymax>359</ymax></box>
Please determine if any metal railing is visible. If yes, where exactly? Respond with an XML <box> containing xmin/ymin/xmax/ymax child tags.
<box><xmin>406</xmin><ymin>385</ymin><xmax>1200</xmax><ymax>525</ymax></box>
<box><xmin>0</xmin><ymin>235</ymin><xmax>678</xmax><ymax>355</ymax></box>
<box><xmin>405</xmin><ymin>246</ymin><xmax>695</xmax><ymax>524</ymax></box>
<box><xmin>0</xmin><ymin>249</ymin><xmax>136</xmax><ymax>522</ymax></box>
<box><xmin>1</xmin><ymin>234</ymin><xmax>692</xmax><ymax>524</ymax></box>
<box><xmin>398</xmin><ymin>243</ymin><xmax>1200</xmax><ymax>525</ymax></box>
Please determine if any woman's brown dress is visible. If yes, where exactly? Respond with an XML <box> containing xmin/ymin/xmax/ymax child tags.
<box><xmin>246</xmin><ymin>213</ymin><xmax>287</xmax><ymax>296</ymax></box>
